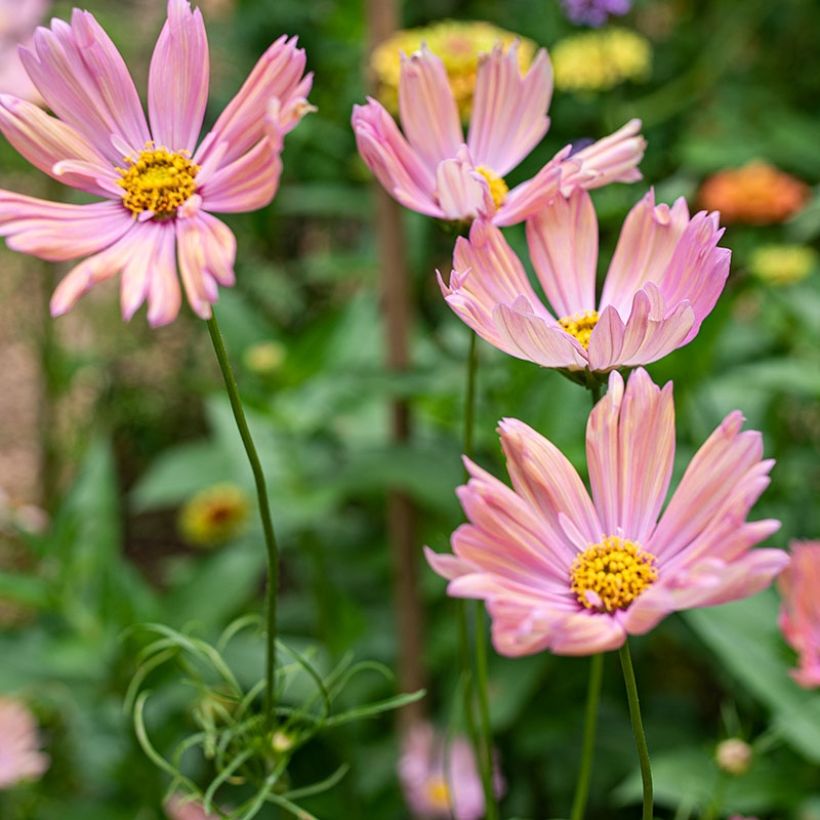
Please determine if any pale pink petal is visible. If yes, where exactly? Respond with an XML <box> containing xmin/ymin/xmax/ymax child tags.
<box><xmin>423</xmin><ymin>546</ymin><xmax>475</xmax><ymax>582</ymax></box>
<box><xmin>779</xmin><ymin>542</ymin><xmax>820</xmax><ymax>689</ymax></box>
<box><xmin>526</xmin><ymin>188</ymin><xmax>598</xmax><ymax>318</ymax></box>
<box><xmin>559</xmin><ymin>119</ymin><xmax>646</xmax><ymax>196</ymax></box>
<box><xmin>0</xmin><ymin>94</ymin><xmax>115</xmax><ymax>196</ymax></box>
<box><xmin>20</xmin><ymin>11</ymin><xmax>150</xmax><ymax>161</ymax></box>
<box><xmin>0</xmin><ymin>697</ymin><xmax>48</xmax><ymax>788</ymax></box>
<box><xmin>586</xmin><ymin>368</ymin><xmax>675</xmax><ymax>543</ymax></box>
<box><xmin>120</xmin><ymin>221</ymin><xmax>161</xmax><ymax>321</ymax></box>
<box><xmin>651</xmin><ymin>411</ymin><xmax>767</xmax><ymax>563</ymax></box>
<box><xmin>435</xmin><ymin>151</ymin><xmax>488</xmax><ymax>221</ymax></box>
<box><xmin>0</xmin><ymin>193</ymin><xmax>131</xmax><ymax>261</ymax></box>
<box><xmin>498</xmin><ymin>418</ymin><xmax>602</xmax><ymax>548</ymax></box>
<box><xmin>199</xmin><ymin>138</ymin><xmax>281</xmax><ymax>213</ymax></box>
<box><xmin>397</xmin><ymin>46</ymin><xmax>462</xmax><ymax>169</ymax></box>
<box><xmin>352</xmin><ymin>99</ymin><xmax>441</xmax><ymax>217</ymax></box>
<box><xmin>600</xmin><ymin>189</ymin><xmax>690</xmax><ymax>317</ymax></box>
<box><xmin>146</xmin><ymin>220</ymin><xmax>181</xmax><ymax>327</ymax></box>
<box><xmin>195</xmin><ymin>35</ymin><xmax>307</xmax><ymax>168</ymax></box>
<box><xmin>493</xmin><ymin>149</ymin><xmax>566</xmax><ymax>227</ymax></box>
<box><xmin>467</xmin><ymin>46</ymin><xmax>552</xmax><ymax>176</ymax></box>
<box><xmin>148</xmin><ymin>0</ymin><xmax>209</xmax><ymax>153</ymax></box>
<box><xmin>264</xmin><ymin>79</ymin><xmax>314</xmax><ymax>152</ymax></box>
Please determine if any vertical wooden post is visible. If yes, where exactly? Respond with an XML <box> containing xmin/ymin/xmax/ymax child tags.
<box><xmin>364</xmin><ymin>0</ymin><xmax>426</xmax><ymax>728</ymax></box>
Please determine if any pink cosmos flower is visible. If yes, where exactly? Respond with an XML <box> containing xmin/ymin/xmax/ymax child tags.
<box><xmin>439</xmin><ymin>188</ymin><xmax>731</xmax><ymax>375</ymax></box>
<box><xmin>399</xmin><ymin>722</ymin><xmax>503</xmax><ymax>820</ymax></box>
<box><xmin>426</xmin><ymin>368</ymin><xmax>788</xmax><ymax>657</ymax></box>
<box><xmin>0</xmin><ymin>0</ymin><xmax>48</xmax><ymax>102</ymax></box>
<box><xmin>0</xmin><ymin>696</ymin><xmax>49</xmax><ymax>788</ymax></box>
<box><xmin>778</xmin><ymin>540</ymin><xmax>820</xmax><ymax>688</ymax></box>
<box><xmin>352</xmin><ymin>43</ymin><xmax>645</xmax><ymax>226</ymax></box>
<box><xmin>0</xmin><ymin>0</ymin><xmax>312</xmax><ymax>327</ymax></box>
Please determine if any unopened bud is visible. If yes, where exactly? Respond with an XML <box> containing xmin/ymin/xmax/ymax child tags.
<box><xmin>716</xmin><ymin>738</ymin><xmax>752</xmax><ymax>776</ymax></box>
<box><xmin>271</xmin><ymin>730</ymin><xmax>294</xmax><ymax>754</ymax></box>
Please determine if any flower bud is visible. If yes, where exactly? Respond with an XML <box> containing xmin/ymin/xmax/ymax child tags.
<box><xmin>716</xmin><ymin>738</ymin><xmax>753</xmax><ymax>776</ymax></box>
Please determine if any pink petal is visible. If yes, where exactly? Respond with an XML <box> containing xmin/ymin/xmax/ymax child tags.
<box><xmin>559</xmin><ymin>119</ymin><xmax>646</xmax><ymax>196</ymax></box>
<box><xmin>146</xmin><ymin>220</ymin><xmax>181</xmax><ymax>327</ymax></box>
<box><xmin>493</xmin><ymin>149</ymin><xmax>566</xmax><ymax>227</ymax></box>
<box><xmin>600</xmin><ymin>189</ymin><xmax>690</xmax><ymax>317</ymax></box>
<box><xmin>148</xmin><ymin>0</ymin><xmax>209</xmax><ymax>153</ymax></box>
<box><xmin>120</xmin><ymin>221</ymin><xmax>161</xmax><ymax>321</ymax></box>
<box><xmin>651</xmin><ymin>411</ymin><xmax>768</xmax><ymax>563</ymax></box>
<box><xmin>352</xmin><ymin>99</ymin><xmax>440</xmax><ymax>217</ymax></box>
<box><xmin>423</xmin><ymin>546</ymin><xmax>475</xmax><ymax>582</ymax></box>
<box><xmin>0</xmin><ymin>94</ymin><xmax>115</xmax><ymax>196</ymax></box>
<box><xmin>467</xmin><ymin>46</ymin><xmax>552</xmax><ymax>176</ymax></box>
<box><xmin>199</xmin><ymin>138</ymin><xmax>281</xmax><ymax>213</ymax></box>
<box><xmin>195</xmin><ymin>35</ymin><xmax>307</xmax><ymax>168</ymax></box>
<box><xmin>0</xmin><ymin>193</ymin><xmax>131</xmax><ymax>261</ymax></box>
<box><xmin>435</xmin><ymin>150</ymin><xmax>488</xmax><ymax>221</ymax></box>
<box><xmin>526</xmin><ymin>188</ymin><xmax>598</xmax><ymax>318</ymax></box>
<box><xmin>397</xmin><ymin>46</ymin><xmax>462</xmax><ymax>170</ymax></box>
<box><xmin>585</xmin><ymin>368</ymin><xmax>675</xmax><ymax>543</ymax></box>
<box><xmin>20</xmin><ymin>11</ymin><xmax>150</xmax><ymax>162</ymax></box>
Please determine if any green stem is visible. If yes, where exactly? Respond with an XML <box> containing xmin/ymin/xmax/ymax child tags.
<box><xmin>570</xmin><ymin>653</ymin><xmax>604</xmax><ymax>820</ymax></box>
<box><xmin>206</xmin><ymin>313</ymin><xmax>279</xmax><ymax>731</ymax></box>
<box><xmin>619</xmin><ymin>641</ymin><xmax>653</xmax><ymax>820</ymax></box>
<box><xmin>459</xmin><ymin>332</ymin><xmax>498</xmax><ymax>819</ymax></box>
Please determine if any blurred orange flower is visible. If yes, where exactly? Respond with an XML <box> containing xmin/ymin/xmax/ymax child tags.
<box><xmin>699</xmin><ymin>161</ymin><xmax>810</xmax><ymax>224</ymax></box>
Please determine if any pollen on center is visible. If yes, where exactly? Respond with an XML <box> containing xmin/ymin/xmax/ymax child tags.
<box><xmin>559</xmin><ymin>310</ymin><xmax>600</xmax><ymax>349</ymax></box>
<box><xmin>117</xmin><ymin>144</ymin><xmax>199</xmax><ymax>219</ymax></box>
<box><xmin>570</xmin><ymin>535</ymin><xmax>658</xmax><ymax>613</ymax></box>
<box><xmin>475</xmin><ymin>165</ymin><xmax>509</xmax><ymax>209</ymax></box>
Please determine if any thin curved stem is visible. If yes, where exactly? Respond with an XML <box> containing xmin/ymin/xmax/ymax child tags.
<box><xmin>570</xmin><ymin>652</ymin><xmax>604</xmax><ymax>820</ymax></box>
<box><xmin>207</xmin><ymin>313</ymin><xmax>279</xmax><ymax>730</ymax></box>
<box><xmin>619</xmin><ymin>641</ymin><xmax>653</xmax><ymax>820</ymax></box>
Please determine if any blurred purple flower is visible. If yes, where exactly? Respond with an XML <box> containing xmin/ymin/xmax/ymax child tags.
<box><xmin>561</xmin><ymin>0</ymin><xmax>632</xmax><ymax>27</ymax></box>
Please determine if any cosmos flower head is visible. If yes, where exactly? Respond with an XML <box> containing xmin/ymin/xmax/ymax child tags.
<box><xmin>0</xmin><ymin>0</ymin><xmax>48</xmax><ymax>102</ymax></box>
<box><xmin>179</xmin><ymin>483</ymin><xmax>250</xmax><ymax>548</ymax></box>
<box><xmin>439</xmin><ymin>188</ymin><xmax>730</xmax><ymax>377</ymax></box>
<box><xmin>370</xmin><ymin>20</ymin><xmax>537</xmax><ymax>119</ymax></box>
<box><xmin>426</xmin><ymin>368</ymin><xmax>788</xmax><ymax>657</ymax></box>
<box><xmin>0</xmin><ymin>0</ymin><xmax>313</xmax><ymax>326</ymax></box>
<box><xmin>699</xmin><ymin>161</ymin><xmax>810</xmax><ymax>225</ymax></box>
<box><xmin>778</xmin><ymin>540</ymin><xmax>820</xmax><ymax>689</ymax></box>
<box><xmin>353</xmin><ymin>41</ymin><xmax>645</xmax><ymax>226</ymax></box>
<box><xmin>552</xmin><ymin>27</ymin><xmax>651</xmax><ymax>92</ymax></box>
<box><xmin>398</xmin><ymin>722</ymin><xmax>504</xmax><ymax>820</ymax></box>
<box><xmin>0</xmin><ymin>696</ymin><xmax>48</xmax><ymax>789</ymax></box>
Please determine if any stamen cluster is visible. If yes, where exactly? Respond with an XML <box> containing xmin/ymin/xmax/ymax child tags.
<box><xmin>118</xmin><ymin>146</ymin><xmax>199</xmax><ymax>218</ymax></box>
<box><xmin>476</xmin><ymin>166</ymin><xmax>509</xmax><ymax>209</ymax></box>
<box><xmin>559</xmin><ymin>310</ymin><xmax>600</xmax><ymax>349</ymax></box>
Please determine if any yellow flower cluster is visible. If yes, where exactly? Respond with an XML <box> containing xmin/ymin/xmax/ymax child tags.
<box><xmin>552</xmin><ymin>28</ymin><xmax>651</xmax><ymax>93</ymax></box>
<box><xmin>179</xmin><ymin>483</ymin><xmax>250</xmax><ymax>548</ymax></box>
<box><xmin>371</xmin><ymin>20</ymin><xmax>537</xmax><ymax>119</ymax></box>
<box><xmin>749</xmin><ymin>244</ymin><xmax>817</xmax><ymax>286</ymax></box>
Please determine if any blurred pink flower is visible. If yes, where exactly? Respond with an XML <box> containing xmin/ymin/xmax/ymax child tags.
<box><xmin>0</xmin><ymin>696</ymin><xmax>48</xmax><ymax>788</ymax></box>
<box><xmin>352</xmin><ymin>44</ymin><xmax>644</xmax><ymax>226</ymax></box>
<box><xmin>164</xmin><ymin>794</ymin><xmax>218</xmax><ymax>820</ymax></box>
<box><xmin>0</xmin><ymin>0</ymin><xmax>312</xmax><ymax>327</ymax></box>
<box><xmin>399</xmin><ymin>722</ymin><xmax>503</xmax><ymax>819</ymax></box>
<box><xmin>439</xmin><ymin>188</ymin><xmax>731</xmax><ymax>374</ymax></box>
<box><xmin>426</xmin><ymin>368</ymin><xmax>788</xmax><ymax>657</ymax></box>
<box><xmin>778</xmin><ymin>540</ymin><xmax>820</xmax><ymax>688</ymax></box>
<box><xmin>0</xmin><ymin>0</ymin><xmax>48</xmax><ymax>102</ymax></box>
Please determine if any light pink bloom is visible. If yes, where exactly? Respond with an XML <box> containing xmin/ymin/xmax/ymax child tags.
<box><xmin>426</xmin><ymin>368</ymin><xmax>788</xmax><ymax>657</ymax></box>
<box><xmin>0</xmin><ymin>696</ymin><xmax>48</xmax><ymax>788</ymax></box>
<box><xmin>0</xmin><ymin>0</ymin><xmax>312</xmax><ymax>327</ymax></box>
<box><xmin>0</xmin><ymin>0</ymin><xmax>48</xmax><ymax>102</ymax></box>
<box><xmin>439</xmin><ymin>188</ymin><xmax>731</xmax><ymax>374</ymax></box>
<box><xmin>164</xmin><ymin>794</ymin><xmax>218</xmax><ymax>820</ymax></box>
<box><xmin>399</xmin><ymin>722</ymin><xmax>503</xmax><ymax>820</ymax></box>
<box><xmin>778</xmin><ymin>540</ymin><xmax>820</xmax><ymax>688</ymax></box>
<box><xmin>352</xmin><ymin>43</ymin><xmax>645</xmax><ymax>226</ymax></box>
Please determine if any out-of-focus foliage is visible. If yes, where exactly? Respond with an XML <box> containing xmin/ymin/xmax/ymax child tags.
<box><xmin>1</xmin><ymin>0</ymin><xmax>819</xmax><ymax>817</ymax></box>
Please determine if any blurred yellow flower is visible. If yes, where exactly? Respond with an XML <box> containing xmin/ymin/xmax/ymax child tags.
<box><xmin>552</xmin><ymin>27</ymin><xmax>651</xmax><ymax>92</ymax></box>
<box><xmin>179</xmin><ymin>484</ymin><xmax>250</xmax><ymax>548</ymax></box>
<box><xmin>243</xmin><ymin>341</ymin><xmax>286</xmax><ymax>375</ymax></box>
<box><xmin>371</xmin><ymin>20</ymin><xmax>537</xmax><ymax>118</ymax></box>
<box><xmin>749</xmin><ymin>244</ymin><xmax>817</xmax><ymax>286</ymax></box>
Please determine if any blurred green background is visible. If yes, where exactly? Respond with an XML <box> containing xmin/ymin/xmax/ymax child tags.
<box><xmin>1</xmin><ymin>0</ymin><xmax>819</xmax><ymax>817</ymax></box>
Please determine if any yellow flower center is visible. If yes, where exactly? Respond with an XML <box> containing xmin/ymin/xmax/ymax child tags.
<box><xmin>559</xmin><ymin>310</ymin><xmax>599</xmax><ymax>349</ymax></box>
<box><xmin>476</xmin><ymin>166</ymin><xmax>509</xmax><ymax>209</ymax></box>
<box><xmin>425</xmin><ymin>776</ymin><xmax>451</xmax><ymax>810</ymax></box>
<box><xmin>570</xmin><ymin>536</ymin><xmax>658</xmax><ymax>612</ymax></box>
<box><xmin>117</xmin><ymin>145</ymin><xmax>199</xmax><ymax>218</ymax></box>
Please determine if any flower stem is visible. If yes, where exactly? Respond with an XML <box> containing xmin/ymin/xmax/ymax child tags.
<box><xmin>570</xmin><ymin>652</ymin><xmax>604</xmax><ymax>820</ymax></box>
<box><xmin>206</xmin><ymin>313</ymin><xmax>279</xmax><ymax>730</ymax></box>
<box><xmin>619</xmin><ymin>641</ymin><xmax>653</xmax><ymax>820</ymax></box>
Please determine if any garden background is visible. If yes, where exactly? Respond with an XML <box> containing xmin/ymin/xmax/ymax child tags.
<box><xmin>1</xmin><ymin>0</ymin><xmax>819</xmax><ymax>817</ymax></box>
